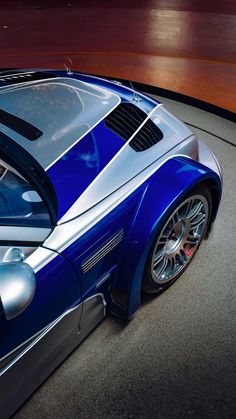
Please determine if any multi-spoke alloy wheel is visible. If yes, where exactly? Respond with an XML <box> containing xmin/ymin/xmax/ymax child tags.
<box><xmin>143</xmin><ymin>186</ymin><xmax>211</xmax><ymax>292</ymax></box>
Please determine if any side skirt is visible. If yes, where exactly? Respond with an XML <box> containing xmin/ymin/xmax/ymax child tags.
<box><xmin>0</xmin><ymin>294</ymin><xmax>106</xmax><ymax>419</ymax></box>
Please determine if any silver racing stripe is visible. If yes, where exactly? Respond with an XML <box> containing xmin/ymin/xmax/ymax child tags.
<box><xmin>0</xmin><ymin>301</ymin><xmax>82</xmax><ymax>376</ymax></box>
<box><xmin>0</xmin><ymin>327</ymin><xmax>46</xmax><ymax>370</ymax></box>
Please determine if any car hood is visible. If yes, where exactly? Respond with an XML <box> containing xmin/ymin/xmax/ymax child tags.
<box><xmin>46</xmin><ymin>118</ymin><xmax>126</xmax><ymax>220</ymax></box>
<box><xmin>0</xmin><ymin>71</ymin><xmax>193</xmax><ymax>222</ymax></box>
<box><xmin>47</xmin><ymin>104</ymin><xmax>193</xmax><ymax>222</ymax></box>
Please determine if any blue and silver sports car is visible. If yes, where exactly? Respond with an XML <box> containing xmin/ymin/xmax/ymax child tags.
<box><xmin>0</xmin><ymin>70</ymin><xmax>222</xmax><ymax>417</ymax></box>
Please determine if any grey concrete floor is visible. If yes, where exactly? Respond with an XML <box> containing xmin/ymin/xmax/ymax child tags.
<box><xmin>14</xmin><ymin>98</ymin><xmax>236</xmax><ymax>419</ymax></box>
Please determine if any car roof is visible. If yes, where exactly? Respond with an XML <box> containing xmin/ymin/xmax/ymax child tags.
<box><xmin>0</xmin><ymin>76</ymin><xmax>120</xmax><ymax>169</ymax></box>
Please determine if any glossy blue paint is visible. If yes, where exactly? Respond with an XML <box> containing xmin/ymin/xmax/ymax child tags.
<box><xmin>58</xmin><ymin>155</ymin><xmax>221</xmax><ymax>320</ymax></box>
<box><xmin>47</xmin><ymin>121</ymin><xmax>124</xmax><ymax>220</ymax></box>
<box><xmin>0</xmin><ymin>70</ymin><xmax>223</xmax><ymax>418</ymax></box>
<box><xmin>0</xmin><ymin>251</ymin><xmax>81</xmax><ymax>360</ymax></box>
<box><xmin>44</xmin><ymin>70</ymin><xmax>160</xmax><ymax>220</ymax></box>
<box><xmin>110</xmin><ymin>156</ymin><xmax>222</xmax><ymax>319</ymax></box>
<box><xmin>62</xmin><ymin>187</ymin><xmax>145</xmax><ymax>299</ymax></box>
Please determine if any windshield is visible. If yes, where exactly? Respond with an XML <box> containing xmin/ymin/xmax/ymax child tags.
<box><xmin>0</xmin><ymin>160</ymin><xmax>51</xmax><ymax>227</ymax></box>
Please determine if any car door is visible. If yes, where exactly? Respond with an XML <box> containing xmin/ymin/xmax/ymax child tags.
<box><xmin>0</xmin><ymin>157</ymin><xmax>82</xmax><ymax>370</ymax></box>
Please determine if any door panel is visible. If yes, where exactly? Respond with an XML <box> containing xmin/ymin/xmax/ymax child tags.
<box><xmin>0</xmin><ymin>247</ymin><xmax>81</xmax><ymax>362</ymax></box>
<box><xmin>62</xmin><ymin>188</ymin><xmax>145</xmax><ymax>298</ymax></box>
<box><xmin>0</xmin><ymin>154</ymin><xmax>81</xmax><ymax>363</ymax></box>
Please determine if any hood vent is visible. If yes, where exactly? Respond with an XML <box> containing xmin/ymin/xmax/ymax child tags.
<box><xmin>105</xmin><ymin>102</ymin><xmax>163</xmax><ymax>152</ymax></box>
<box><xmin>0</xmin><ymin>71</ymin><xmax>58</xmax><ymax>85</ymax></box>
<box><xmin>0</xmin><ymin>108</ymin><xmax>42</xmax><ymax>140</ymax></box>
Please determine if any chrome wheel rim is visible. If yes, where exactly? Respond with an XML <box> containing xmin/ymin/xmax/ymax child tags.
<box><xmin>151</xmin><ymin>194</ymin><xmax>209</xmax><ymax>285</ymax></box>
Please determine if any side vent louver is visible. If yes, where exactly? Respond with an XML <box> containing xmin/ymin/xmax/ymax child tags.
<box><xmin>0</xmin><ymin>71</ymin><xmax>58</xmax><ymax>84</ymax></box>
<box><xmin>105</xmin><ymin>103</ymin><xmax>163</xmax><ymax>152</ymax></box>
<box><xmin>81</xmin><ymin>229</ymin><xmax>124</xmax><ymax>274</ymax></box>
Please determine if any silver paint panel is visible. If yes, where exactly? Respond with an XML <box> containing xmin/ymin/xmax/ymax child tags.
<box><xmin>43</xmin><ymin>136</ymin><xmax>221</xmax><ymax>262</ymax></box>
<box><xmin>59</xmin><ymin>105</ymin><xmax>193</xmax><ymax>222</ymax></box>
<box><xmin>0</xmin><ymin>293</ymin><xmax>106</xmax><ymax>418</ymax></box>
<box><xmin>26</xmin><ymin>246</ymin><xmax>59</xmax><ymax>273</ymax></box>
<box><xmin>44</xmin><ymin>149</ymin><xmax>194</xmax><ymax>256</ymax></box>
<box><xmin>198</xmin><ymin>140</ymin><xmax>222</xmax><ymax>182</ymax></box>
<box><xmin>79</xmin><ymin>293</ymin><xmax>106</xmax><ymax>332</ymax></box>
<box><xmin>0</xmin><ymin>302</ymin><xmax>82</xmax><ymax>377</ymax></box>
<box><xmin>76</xmin><ymin>72</ymin><xmax>159</xmax><ymax>106</ymax></box>
<box><xmin>0</xmin><ymin>327</ymin><xmax>46</xmax><ymax>370</ymax></box>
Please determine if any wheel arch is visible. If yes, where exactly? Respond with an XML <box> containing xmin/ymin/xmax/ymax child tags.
<box><xmin>110</xmin><ymin>156</ymin><xmax>222</xmax><ymax>320</ymax></box>
<box><xmin>201</xmin><ymin>178</ymin><xmax>222</xmax><ymax>234</ymax></box>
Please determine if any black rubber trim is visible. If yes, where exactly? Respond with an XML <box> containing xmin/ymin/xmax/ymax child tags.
<box><xmin>0</xmin><ymin>298</ymin><xmax>6</xmax><ymax>323</ymax></box>
<box><xmin>0</xmin><ymin>131</ymin><xmax>58</xmax><ymax>226</ymax></box>
<box><xmin>0</xmin><ymin>240</ymin><xmax>42</xmax><ymax>246</ymax></box>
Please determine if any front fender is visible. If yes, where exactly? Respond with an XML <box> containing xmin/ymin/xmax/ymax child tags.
<box><xmin>111</xmin><ymin>156</ymin><xmax>222</xmax><ymax>320</ymax></box>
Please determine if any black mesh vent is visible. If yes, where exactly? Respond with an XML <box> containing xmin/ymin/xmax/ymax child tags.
<box><xmin>0</xmin><ymin>71</ymin><xmax>58</xmax><ymax>85</ymax></box>
<box><xmin>106</xmin><ymin>103</ymin><xmax>146</xmax><ymax>141</ymax></box>
<box><xmin>0</xmin><ymin>109</ymin><xmax>42</xmax><ymax>141</ymax></box>
<box><xmin>105</xmin><ymin>102</ymin><xmax>163</xmax><ymax>152</ymax></box>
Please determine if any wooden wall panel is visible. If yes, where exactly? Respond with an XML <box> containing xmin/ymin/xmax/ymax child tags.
<box><xmin>0</xmin><ymin>1</ymin><xmax>235</xmax><ymax>113</ymax></box>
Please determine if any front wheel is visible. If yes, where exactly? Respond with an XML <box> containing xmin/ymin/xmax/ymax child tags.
<box><xmin>142</xmin><ymin>184</ymin><xmax>212</xmax><ymax>293</ymax></box>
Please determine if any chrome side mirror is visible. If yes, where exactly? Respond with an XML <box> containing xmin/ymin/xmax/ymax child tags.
<box><xmin>0</xmin><ymin>248</ymin><xmax>36</xmax><ymax>320</ymax></box>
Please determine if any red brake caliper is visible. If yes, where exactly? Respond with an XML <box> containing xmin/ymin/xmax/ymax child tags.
<box><xmin>185</xmin><ymin>245</ymin><xmax>194</xmax><ymax>257</ymax></box>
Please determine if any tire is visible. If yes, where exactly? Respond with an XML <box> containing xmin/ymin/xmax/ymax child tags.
<box><xmin>142</xmin><ymin>184</ymin><xmax>212</xmax><ymax>293</ymax></box>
